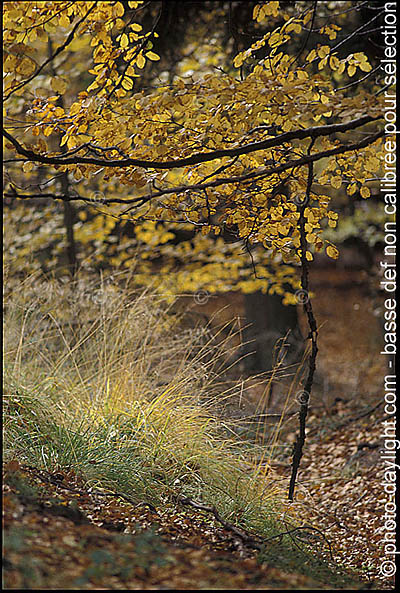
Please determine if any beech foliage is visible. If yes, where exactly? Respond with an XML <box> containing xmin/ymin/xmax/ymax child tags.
<box><xmin>3</xmin><ymin>1</ymin><xmax>386</xmax><ymax>301</ymax></box>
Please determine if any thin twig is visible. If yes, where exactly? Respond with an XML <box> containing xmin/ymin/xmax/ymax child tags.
<box><xmin>20</xmin><ymin>464</ymin><xmax>158</xmax><ymax>513</ymax></box>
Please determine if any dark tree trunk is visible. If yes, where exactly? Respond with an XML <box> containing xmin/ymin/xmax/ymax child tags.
<box><xmin>243</xmin><ymin>291</ymin><xmax>303</xmax><ymax>373</ymax></box>
<box><xmin>48</xmin><ymin>37</ymin><xmax>78</xmax><ymax>276</ymax></box>
<box><xmin>61</xmin><ymin>173</ymin><xmax>78</xmax><ymax>275</ymax></box>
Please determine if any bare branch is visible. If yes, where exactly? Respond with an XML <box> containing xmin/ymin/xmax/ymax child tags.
<box><xmin>288</xmin><ymin>138</ymin><xmax>318</xmax><ymax>501</ymax></box>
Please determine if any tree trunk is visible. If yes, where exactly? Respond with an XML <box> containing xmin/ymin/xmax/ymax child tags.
<box><xmin>243</xmin><ymin>291</ymin><xmax>303</xmax><ymax>373</ymax></box>
<box><xmin>61</xmin><ymin>173</ymin><xmax>78</xmax><ymax>275</ymax></box>
<box><xmin>48</xmin><ymin>37</ymin><xmax>78</xmax><ymax>276</ymax></box>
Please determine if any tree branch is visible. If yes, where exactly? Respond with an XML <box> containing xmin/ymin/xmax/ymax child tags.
<box><xmin>4</xmin><ymin>131</ymin><xmax>384</xmax><ymax>213</ymax></box>
<box><xmin>3</xmin><ymin>115</ymin><xmax>381</xmax><ymax>170</ymax></box>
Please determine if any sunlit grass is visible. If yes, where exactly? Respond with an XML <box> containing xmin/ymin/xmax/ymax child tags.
<box><xmin>3</xmin><ymin>270</ymin><xmax>293</xmax><ymax>539</ymax></box>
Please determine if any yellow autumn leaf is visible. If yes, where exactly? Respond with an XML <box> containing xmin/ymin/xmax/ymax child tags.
<box><xmin>16</xmin><ymin>58</ymin><xmax>35</xmax><ymax>76</ymax></box>
<box><xmin>326</xmin><ymin>245</ymin><xmax>339</xmax><ymax>259</ymax></box>
<box><xmin>67</xmin><ymin>136</ymin><xmax>77</xmax><ymax>149</ymax></box>
<box><xmin>359</xmin><ymin>61</ymin><xmax>372</xmax><ymax>72</ymax></box>
<box><xmin>317</xmin><ymin>45</ymin><xmax>330</xmax><ymax>59</ymax></box>
<box><xmin>51</xmin><ymin>77</ymin><xmax>67</xmax><ymax>94</ymax></box>
<box><xmin>233</xmin><ymin>53</ymin><xmax>244</xmax><ymax>68</ymax></box>
<box><xmin>329</xmin><ymin>55</ymin><xmax>340</xmax><ymax>70</ymax></box>
<box><xmin>146</xmin><ymin>51</ymin><xmax>160</xmax><ymax>61</ymax></box>
<box><xmin>115</xmin><ymin>18</ymin><xmax>125</xmax><ymax>29</ymax></box>
<box><xmin>297</xmin><ymin>70</ymin><xmax>308</xmax><ymax>80</ymax></box>
<box><xmin>122</xmin><ymin>76</ymin><xmax>134</xmax><ymax>90</ymax></box>
<box><xmin>115</xmin><ymin>2</ymin><xmax>125</xmax><ymax>16</ymax></box>
<box><xmin>348</xmin><ymin>64</ymin><xmax>356</xmax><ymax>77</ymax></box>
<box><xmin>306</xmin><ymin>233</ymin><xmax>317</xmax><ymax>244</ymax></box>
<box><xmin>286</xmin><ymin>21</ymin><xmax>301</xmax><ymax>34</ymax></box>
<box><xmin>136</xmin><ymin>53</ymin><xmax>146</xmax><ymax>69</ymax></box>
<box><xmin>27</xmin><ymin>28</ymin><xmax>37</xmax><ymax>42</ymax></box>
<box><xmin>3</xmin><ymin>54</ymin><xmax>17</xmax><ymax>72</ymax></box>
<box><xmin>360</xmin><ymin>186</ymin><xmax>371</xmax><ymax>198</ymax></box>
<box><xmin>59</xmin><ymin>13</ymin><xmax>70</xmax><ymax>28</ymax></box>
<box><xmin>266</xmin><ymin>1</ymin><xmax>280</xmax><ymax>17</ymax></box>
<box><xmin>306</xmin><ymin>49</ymin><xmax>317</xmax><ymax>62</ymax></box>
<box><xmin>69</xmin><ymin>102</ymin><xmax>81</xmax><ymax>116</ymax></box>
<box><xmin>346</xmin><ymin>183</ymin><xmax>357</xmax><ymax>196</ymax></box>
<box><xmin>269</xmin><ymin>32</ymin><xmax>283</xmax><ymax>47</ymax></box>
<box><xmin>253</xmin><ymin>4</ymin><xmax>261</xmax><ymax>20</ymax></box>
<box><xmin>330</xmin><ymin>176</ymin><xmax>342</xmax><ymax>189</ymax></box>
<box><xmin>353</xmin><ymin>52</ymin><xmax>368</xmax><ymax>62</ymax></box>
<box><xmin>318</xmin><ymin>57</ymin><xmax>328</xmax><ymax>71</ymax></box>
<box><xmin>22</xmin><ymin>161</ymin><xmax>34</xmax><ymax>173</ymax></box>
<box><xmin>44</xmin><ymin>20</ymin><xmax>57</xmax><ymax>34</ymax></box>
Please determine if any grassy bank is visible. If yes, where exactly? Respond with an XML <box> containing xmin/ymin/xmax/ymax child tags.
<box><xmin>4</xmin><ymin>271</ymin><xmax>285</xmax><ymax>528</ymax></box>
<box><xmin>3</xmin><ymin>270</ymin><xmax>366</xmax><ymax>588</ymax></box>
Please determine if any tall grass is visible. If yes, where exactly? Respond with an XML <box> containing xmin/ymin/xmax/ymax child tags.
<box><xmin>3</xmin><ymin>270</ymin><xmax>294</xmax><ymax>537</ymax></box>
<box><xmin>3</xmin><ymin>269</ymin><xmax>370</xmax><ymax>588</ymax></box>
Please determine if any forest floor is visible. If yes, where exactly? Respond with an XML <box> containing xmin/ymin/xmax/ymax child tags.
<box><xmin>1</xmin><ymin>462</ymin><xmax>357</xmax><ymax>591</ymax></box>
<box><xmin>2</xmin><ymin>407</ymin><xmax>388</xmax><ymax>590</ymax></box>
<box><xmin>3</xmin><ymin>266</ymin><xmax>394</xmax><ymax>590</ymax></box>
